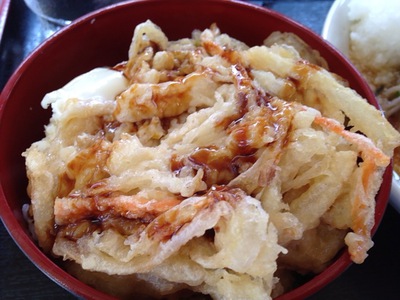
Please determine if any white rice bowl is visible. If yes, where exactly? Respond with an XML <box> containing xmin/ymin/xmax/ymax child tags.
<box><xmin>348</xmin><ymin>0</ymin><xmax>400</xmax><ymax>92</ymax></box>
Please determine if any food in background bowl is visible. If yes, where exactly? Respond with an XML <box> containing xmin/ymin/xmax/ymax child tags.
<box><xmin>347</xmin><ymin>0</ymin><xmax>400</xmax><ymax>117</ymax></box>
<box><xmin>22</xmin><ymin>19</ymin><xmax>400</xmax><ymax>299</ymax></box>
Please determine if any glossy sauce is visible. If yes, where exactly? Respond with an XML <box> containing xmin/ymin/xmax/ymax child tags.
<box><xmin>57</xmin><ymin>216</ymin><xmax>148</xmax><ymax>241</ymax></box>
<box><xmin>58</xmin><ymin>139</ymin><xmax>111</xmax><ymax>198</ymax></box>
<box><xmin>115</xmin><ymin>73</ymin><xmax>210</xmax><ymax>122</ymax></box>
<box><xmin>171</xmin><ymin>76</ymin><xmax>294</xmax><ymax>189</ymax></box>
<box><xmin>55</xmin><ymin>43</ymin><xmax>296</xmax><ymax>240</ymax></box>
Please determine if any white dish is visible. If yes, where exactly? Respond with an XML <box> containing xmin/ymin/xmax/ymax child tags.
<box><xmin>322</xmin><ymin>0</ymin><xmax>350</xmax><ymax>57</ymax></box>
<box><xmin>322</xmin><ymin>0</ymin><xmax>400</xmax><ymax>213</ymax></box>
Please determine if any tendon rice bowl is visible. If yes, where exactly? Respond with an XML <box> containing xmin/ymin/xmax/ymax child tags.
<box><xmin>21</xmin><ymin>19</ymin><xmax>400</xmax><ymax>299</ymax></box>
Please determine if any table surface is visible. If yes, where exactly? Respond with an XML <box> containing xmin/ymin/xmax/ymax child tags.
<box><xmin>1</xmin><ymin>0</ymin><xmax>400</xmax><ymax>299</ymax></box>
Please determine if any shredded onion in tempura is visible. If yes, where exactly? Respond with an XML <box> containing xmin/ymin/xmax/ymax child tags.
<box><xmin>23</xmin><ymin>20</ymin><xmax>400</xmax><ymax>299</ymax></box>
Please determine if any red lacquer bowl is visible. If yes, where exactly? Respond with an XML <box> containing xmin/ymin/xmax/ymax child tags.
<box><xmin>0</xmin><ymin>0</ymin><xmax>391</xmax><ymax>299</ymax></box>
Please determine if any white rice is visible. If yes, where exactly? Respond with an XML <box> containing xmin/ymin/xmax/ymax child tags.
<box><xmin>348</xmin><ymin>0</ymin><xmax>400</xmax><ymax>116</ymax></box>
<box><xmin>349</xmin><ymin>0</ymin><xmax>400</xmax><ymax>72</ymax></box>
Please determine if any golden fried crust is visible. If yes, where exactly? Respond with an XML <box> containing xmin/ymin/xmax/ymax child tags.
<box><xmin>24</xmin><ymin>20</ymin><xmax>400</xmax><ymax>299</ymax></box>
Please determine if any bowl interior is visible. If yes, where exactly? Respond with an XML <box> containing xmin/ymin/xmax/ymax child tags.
<box><xmin>0</xmin><ymin>0</ymin><xmax>389</xmax><ymax>299</ymax></box>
